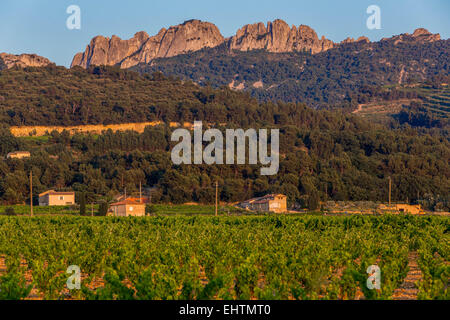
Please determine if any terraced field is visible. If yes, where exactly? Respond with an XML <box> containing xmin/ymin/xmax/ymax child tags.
<box><xmin>411</xmin><ymin>85</ymin><xmax>450</xmax><ymax>118</ymax></box>
<box><xmin>354</xmin><ymin>84</ymin><xmax>449</xmax><ymax>126</ymax></box>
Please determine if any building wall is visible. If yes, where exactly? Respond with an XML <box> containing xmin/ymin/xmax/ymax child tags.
<box><xmin>241</xmin><ymin>195</ymin><xmax>288</xmax><ymax>213</ymax></box>
<box><xmin>248</xmin><ymin>198</ymin><xmax>287</xmax><ymax>213</ymax></box>
<box><xmin>39</xmin><ymin>194</ymin><xmax>75</xmax><ymax>206</ymax></box>
<box><xmin>250</xmin><ymin>202</ymin><xmax>269</xmax><ymax>212</ymax></box>
<box><xmin>111</xmin><ymin>204</ymin><xmax>146</xmax><ymax>217</ymax></box>
<box><xmin>39</xmin><ymin>194</ymin><xmax>49</xmax><ymax>206</ymax></box>
<box><xmin>395</xmin><ymin>204</ymin><xmax>422</xmax><ymax>215</ymax></box>
<box><xmin>378</xmin><ymin>204</ymin><xmax>423</xmax><ymax>215</ymax></box>
<box><xmin>112</xmin><ymin>205</ymin><xmax>128</xmax><ymax>217</ymax></box>
<box><xmin>269</xmin><ymin>196</ymin><xmax>287</xmax><ymax>213</ymax></box>
<box><xmin>127</xmin><ymin>204</ymin><xmax>146</xmax><ymax>217</ymax></box>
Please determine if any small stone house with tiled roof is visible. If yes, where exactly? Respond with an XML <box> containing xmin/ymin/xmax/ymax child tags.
<box><xmin>239</xmin><ymin>194</ymin><xmax>287</xmax><ymax>213</ymax></box>
<box><xmin>39</xmin><ymin>190</ymin><xmax>75</xmax><ymax>206</ymax></box>
<box><xmin>109</xmin><ymin>200</ymin><xmax>146</xmax><ymax>217</ymax></box>
<box><xmin>378</xmin><ymin>203</ymin><xmax>424</xmax><ymax>215</ymax></box>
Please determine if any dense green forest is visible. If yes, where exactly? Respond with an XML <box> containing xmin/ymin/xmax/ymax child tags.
<box><xmin>0</xmin><ymin>66</ymin><xmax>448</xmax><ymax>128</ymax></box>
<box><xmin>133</xmin><ymin>39</ymin><xmax>450</xmax><ymax>109</ymax></box>
<box><xmin>0</xmin><ymin>114</ymin><xmax>449</xmax><ymax>208</ymax></box>
<box><xmin>0</xmin><ymin>66</ymin><xmax>206</xmax><ymax>126</ymax></box>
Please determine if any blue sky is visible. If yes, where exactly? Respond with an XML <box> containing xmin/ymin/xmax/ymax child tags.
<box><xmin>0</xmin><ymin>0</ymin><xmax>449</xmax><ymax>67</ymax></box>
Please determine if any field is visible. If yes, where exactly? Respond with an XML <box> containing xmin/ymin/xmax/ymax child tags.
<box><xmin>0</xmin><ymin>204</ymin><xmax>242</xmax><ymax>217</ymax></box>
<box><xmin>408</xmin><ymin>84</ymin><xmax>450</xmax><ymax>118</ymax></box>
<box><xmin>353</xmin><ymin>99</ymin><xmax>416</xmax><ymax>123</ymax></box>
<box><xmin>148</xmin><ymin>204</ymin><xmax>246</xmax><ymax>215</ymax></box>
<box><xmin>353</xmin><ymin>84</ymin><xmax>450</xmax><ymax>125</ymax></box>
<box><xmin>0</xmin><ymin>205</ymin><xmax>80</xmax><ymax>216</ymax></box>
<box><xmin>9</xmin><ymin>122</ymin><xmax>166</xmax><ymax>137</ymax></box>
<box><xmin>0</xmin><ymin>214</ymin><xmax>448</xmax><ymax>300</ymax></box>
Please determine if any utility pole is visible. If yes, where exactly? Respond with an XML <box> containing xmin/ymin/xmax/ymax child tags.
<box><xmin>91</xmin><ymin>203</ymin><xmax>94</xmax><ymax>217</ymax></box>
<box><xmin>139</xmin><ymin>181</ymin><xmax>142</xmax><ymax>203</ymax></box>
<box><xmin>388</xmin><ymin>176</ymin><xmax>392</xmax><ymax>206</ymax></box>
<box><xmin>215</xmin><ymin>181</ymin><xmax>218</xmax><ymax>217</ymax></box>
<box><xmin>30</xmin><ymin>170</ymin><xmax>33</xmax><ymax>217</ymax></box>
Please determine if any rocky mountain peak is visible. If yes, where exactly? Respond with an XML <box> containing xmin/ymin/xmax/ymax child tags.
<box><xmin>0</xmin><ymin>53</ymin><xmax>53</xmax><ymax>70</ymax></box>
<box><xmin>71</xmin><ymin>19</ymin><xmax>224</xmax><ymax>69</ymax></box>
<box><xmin>340</xmin><ymin>36</ymin><xmax>370</xmax><ymax>45</ymax></box>
<box><xmin>412</xmin><ymin>28</ymin><xmax>441</xmax><ymax>41</ymax></box>
<box><xmin>381</xmin><ymin>28</ymin><xmax>441</xmax><ymax>44</ymax></box>
<box><xmin>70</xmin><ymin>20</ymin><xmax>443</xmax><ymax>70</ymax></box>
<box><xmin>412</xmin><ymin>28</ymin><xmax>431</xmax><ymax>37</ymax></box>
<box><xmin>229</xmin><ymin>20</ymin><xmax>335</xmax><ymax>54</ymax></box>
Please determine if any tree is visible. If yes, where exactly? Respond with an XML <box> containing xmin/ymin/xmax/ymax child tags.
<box><xmin>308</xmin><ymin>192</ymin><xmax>320</xmax><ymax>211</ymax></box>
<box><xmin>79</xmin><ymin>192</ymin><xmax>86</xmax><ymax>216</ymax></box>
<box><xmin>4</xmin><ymin>207</ymin><xmax>16</xmax><ymax>216</ymax></box>
<box><xmin>146</xmin><ymin>205</ymin><xmax>157</xmax><ymax>216</ymax></box>
<box><xmin>98</xmin><ymin>201</ymin><xmax>109</xmax><ymax>216</ymax></box>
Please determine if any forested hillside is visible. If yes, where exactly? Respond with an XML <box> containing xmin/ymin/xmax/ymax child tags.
<box><xmin>354</xmin><ymin>83</ymin><xmax>450</xmax><ymax>129</ymax></box>
<box><xmin>0</xmin><ymin>66</ymin><xmax>203</xmax><ymax>126</ymax></box>
<box><xmin>1</xmin><ymin>65</ymin><xmax>448</xmax><ymax>128</ymax></box>
<box><xmin>1</xmin><ymin>122</ymin><xmax>448</xmax><ymax>210</ymax></box>
<box><xmin>0</xmin><ymin>66</ymin><xmax>448</xmax><ymax>209</ymax></box>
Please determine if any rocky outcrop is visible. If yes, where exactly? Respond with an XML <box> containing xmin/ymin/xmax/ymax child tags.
<box><xmin>71</xmin><ymin>19</ymin><xmax>224</xmax><ymax>69</ymax></box>
<box><xmin>340</xmin><ymin>36</ymin><xmax>370</xmax><ymax>45</ymax></box>
<box><xmin>71</xmin><ymin>19</ymin><xmax>336</xmax><ymax>69</ymax></box>
<box><xmin>0</xmin><ymin>53</ymin><xmax>52</xmax><ymax>70</ymax></box>
<box><xmin>229</xmin><ymin>20</ymin><xmax>334</xmax><ymax>54</ymax></box>
<box><xmin>381</xmin><ymin>28</ymin><xmax>441</xmax><ymax>44</ymax></box>
<box><xmin>70</xmin><ymin>20</ymin><xmax>443</xmax><ymax>69</ymax></box>
<box><xmin>71</xmin><ymin>31</ymin><xmax>151</xmax><ymax>68</ymax></box>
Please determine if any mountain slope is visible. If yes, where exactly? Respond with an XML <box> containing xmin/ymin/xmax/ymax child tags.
<box><xmin>69</xmin><ymin>19</ymin><xmax>447</xmax><ymax>110</ymax></box>
<box><xmin>132</xmin><ymin>34</ymin><xmax>449</xmax><ymax>108</ymax></box>
<box><xmin>0</xmin><ymin>53</ymin><xmax>53</xmax><ymax>70</ymax></box>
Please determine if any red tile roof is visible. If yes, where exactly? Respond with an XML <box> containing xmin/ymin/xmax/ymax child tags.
<box><xmin>38</xmin><ymin>190</ymin><xmax>75</xmax><ymax>197</ymax></box>
<box><xmin>242</xmin><ymin>194</ymin><xmax>286</xmax><ymax>204</ymax></box>
<box><xmin>110</xmin><ymin>200</ymin><xmax>145</xmax><ymax>206</ymax></box>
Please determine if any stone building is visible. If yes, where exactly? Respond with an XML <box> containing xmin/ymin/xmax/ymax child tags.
<box><xmin>239</xmin><ymin>194</ymin><xmax>288</xmax><ymax>213</ymax></box>
<box><xmin>109</xmin><ymin>200</ymin><xmax>146</xmax><ymax>217</ymax></box>
<box><xmin>378</xmin><ymin>204</ymin><xmax>424</xmax><ymax>215</ymax></box>
<box><xmin>39</xmin><ymin>190</ymin><xmax>75</xmax><ymax>206</ymax></box>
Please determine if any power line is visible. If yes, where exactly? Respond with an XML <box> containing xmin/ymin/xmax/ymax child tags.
<box><xmin>215</xmin><ymin>181</ymin><xmax>218</xmax><ymax>217</ymax></box>
<box><xmin>30</xmin><ymin>170</ymin><xmax>33</xmax><ymax>217</ymax></box>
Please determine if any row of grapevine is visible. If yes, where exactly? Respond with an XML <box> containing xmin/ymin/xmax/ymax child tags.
<box><xmin>0</xmin><ymin>215</ymin><xmax>448</xmax><ymax>300</ymax></box>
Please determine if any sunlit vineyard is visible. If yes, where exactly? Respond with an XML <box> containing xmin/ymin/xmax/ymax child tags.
<box><xmin>0</xmin><ymin>215</ymin><xmax>448</xmax><ymax>300</ymax></box>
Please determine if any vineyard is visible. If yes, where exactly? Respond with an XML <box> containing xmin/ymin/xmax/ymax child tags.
<box><xmin>0</xmin><ymin>215</ymin><xmax>448</xmax><ymax>300</ymax></box>
<box><xmin>415</xmin><ymin>85</ymin><xmax>450</xmax><ymax>118</ymax></box>
<box><xmin>353</xmin><ymin>84</ymin><xmax>450</xmax><ymax>126</ymax></box>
